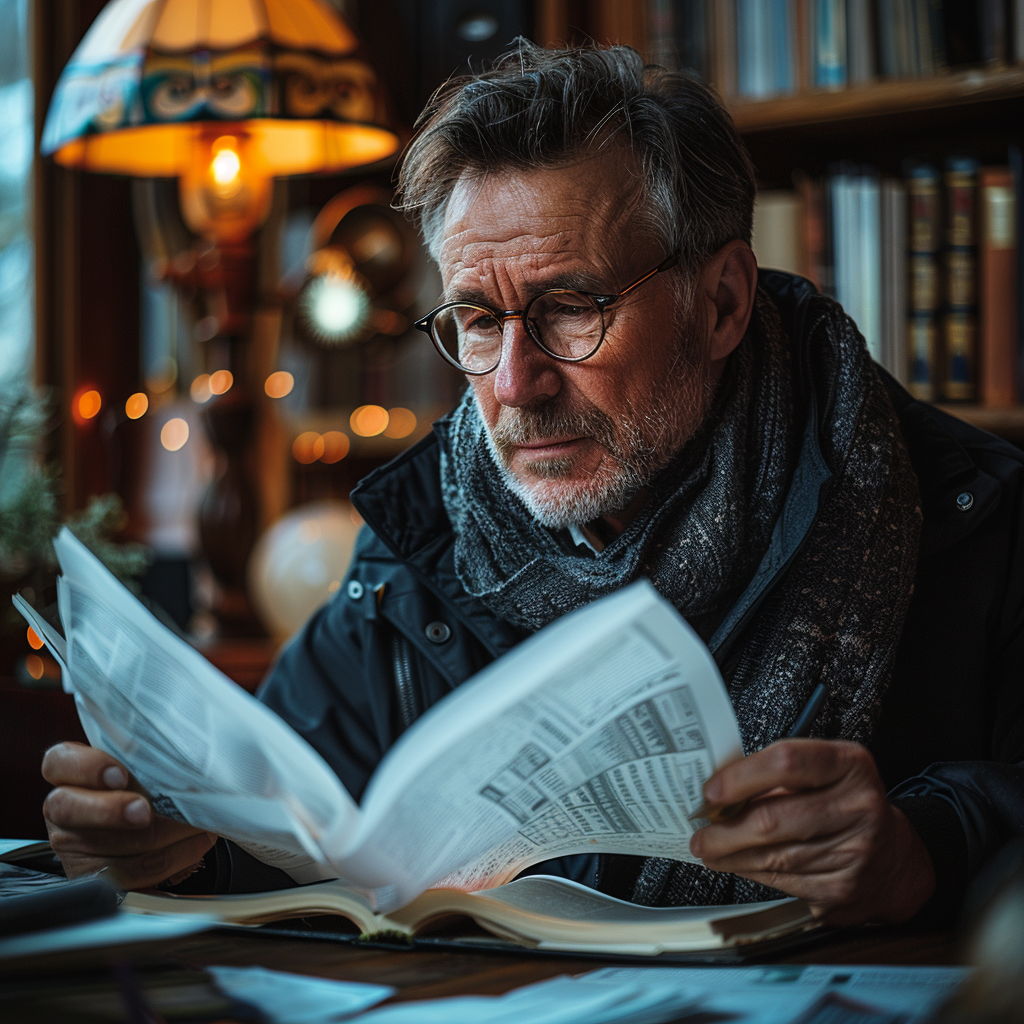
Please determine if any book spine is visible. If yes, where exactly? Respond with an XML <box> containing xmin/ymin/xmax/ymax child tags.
<box><xmin>710</xmin><ymin>0</ymin><xmax>739</xmax><ymax>98</ymax></box>
<box><xmin>815</xmin><ymin>0</ymin><xmax>847</xmax><ymax>87</ymax></box>
<box><xmin>860</xmin><ymin>172</ymin><xmax>883</xmax><ymax>362</ymax></box>
<box><xmin>881</xmin><ymin>179</ymin><xmax>909</xmax><ymax>382</ymax></box>
<box><xmin>795</xmin><ymin>170</ymin><xmax>826</xmax><ymax>289</ymax></box>
<box><xmin>878</xmin><ymin>0</ymin><xmax>898</xmax><ymax>76</ymax></box>
<box><xmin>1017</xmin><ymin>0</ymin><xmax>1024</xmax><ymax>61</ymax></box>
<box><xmin>941</xmin><ymin>158</ymin><xmax>980</xmax><ymax>402</ymax></box>
<box><xmin>906</xmin><ymin>162</ymin><xmax>941</xmax><ymax>400</ymax></box>
<box><xmin>915</xmin><ymin>0</ymin><xmax>935</xmax><ymax>74</ymax></box>
<box><xmin>1012</xmin><ymin>146</ymin><xmax>1024</xmax><ymax>405</ymax></box>
<box><xmin>979</xmin><ymin>167</ymin><xmax>1019</xmax><ymax>407</ymax></box>
<box><xmin>846</xmin><ymin>0</ymin><xmax>875</xmax><ymax>82</ymax></box>
<box><xmin>979</xmin><ymin>0</ymin><xmax>1008</xmax><ymax>63</ymax></box>
<box><xmin>647</xmin><ymin>0</ymin><xmax>677</xmax><ymax>69</ymax></box>
<box><xmin>793</xmin><ymin>0</ymin><xmax>811</xmax><ymax>90</ymax></box>
<box><xmin>927</xmin><ymin>0</ymin><xmax>947</xmax><ymax>69</ymax></box>
<box><xmin>771</xmin><ymin>0</ymin><xmax>795</xmax><ymax>93</ymax></box>
<box><xmin>673</xmin><ymin>0</ymin><xmax>710</xmax><ymax>78</ymax></box>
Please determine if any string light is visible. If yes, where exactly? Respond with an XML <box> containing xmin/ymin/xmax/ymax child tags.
<box><xmin>265</xmin><ymin>371</ymin><xmax>294</xmax><ymax>399</ymax></box>
<box><xmin>75</xmin><ymin>388</ymin><xmax>102</xmax><ymax>421</ymax></box>
<box><xmin>383</xmin><ymin>407</ymin><xmax>417</xmax><ymax>439</ymax></box>
<box><xmin>350</xmin><ymin>405</ymin><xmax>388</xmax><ymax>437</ymax></box>
<box><xmin>209</xmin><ymin>369</ymin><xmax>233</xmax><ymax>395</ymax></box>
<box><xmin>161</xmin><ymin>418</ymin><xmax>189</xmax><ymax>451</ymax></box>
<box><xmin>125</xmin><ymin>392</ymin><xmax>149</xmax><ymax>419</ymax></box>
<box><xmin>321</xmin><ymin>431</ymin><xmax>350</xmax><ymax>463</ymax></box>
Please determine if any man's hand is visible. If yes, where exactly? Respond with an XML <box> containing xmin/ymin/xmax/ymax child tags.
<box><xmin>42</xmin><ymin>742</ymin><xmax>217</xmax><ymax>890</ymax></box>
<box><xmin>689</xmin><ymin>739</ymin><xmax>935</xmax><ymax>926</ymax></box>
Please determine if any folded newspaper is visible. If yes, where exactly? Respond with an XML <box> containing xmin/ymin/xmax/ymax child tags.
<box><xmin>17</xmin><ymin>528</ymin><xmax>749</xmax><ymax>917</ymax></box>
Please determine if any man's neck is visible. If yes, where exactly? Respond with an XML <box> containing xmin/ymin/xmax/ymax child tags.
<box><xmin>576</xmin><ymin>488</ymin><xmax>650</xmax><ymax>552</ymax></box>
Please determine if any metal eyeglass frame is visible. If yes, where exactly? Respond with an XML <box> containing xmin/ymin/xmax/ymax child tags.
<box><xmin>413</xmin><ymin>252</ymin><xmax>680</xmax><ymax>375</ymax></box>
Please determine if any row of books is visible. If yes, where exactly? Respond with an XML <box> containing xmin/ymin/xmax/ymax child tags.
<box><xmin>751</xmin><ymin>151</ymin><xmax>1022</xmax><ymax>404</ymax></box>
<box><xmin>647</xmin><ymin>0</ymin><xmax>1024</xmax><ymax>99</ymax></box>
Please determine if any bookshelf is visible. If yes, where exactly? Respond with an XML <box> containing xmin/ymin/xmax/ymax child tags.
<box><xmin>536</xmin><ymin>2</ymin><xmax>1024</xmax><ymax>442</ymax></box>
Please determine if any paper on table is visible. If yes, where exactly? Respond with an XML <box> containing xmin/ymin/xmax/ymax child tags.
<box><xmin>0</xmin><ymin>910</ymin><xmax>213</xmax><ymax>960</ymax></box>
<box><xmin>586</xmin><ymin>966</ymin><xmax>972</xmax><ymax>1023</ymax></box>
<box><xmin>207</xmin><ymin>966</ymin><xmax>394</xmax><ymax>1024</ymax></box>
<box><xmin>349</xmin><ymin>975</ymin><xmax>703</xmax><ymax>1024</ymax></box>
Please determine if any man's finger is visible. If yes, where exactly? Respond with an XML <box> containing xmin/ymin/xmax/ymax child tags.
<box><xmin>102</xmin><ymin>831</ymin><xmax>217</xmax><ymax>890</ymax></box>
<box><xmin>42</xmin><ymin>742</ymin><xmax>133</xmax><ymax>791</ymax></box>
<box><xmin>47</xmin><ymin>816</ymin><xmax>210</xmax><ymax>858</ymax></box>
<box><xmin>43</xmin><ymin>786</ymin><xmax>152</xmax><ymax>831</ymax></box>
<box><xmin>692</xmin><ymin>785</ymin><xmax>879</xmax><ymax>860</ymax></box>
<box><xmin>701</xmin><ymin>739</ymin><xmax>868</xmax><ymax>809</ymax></box>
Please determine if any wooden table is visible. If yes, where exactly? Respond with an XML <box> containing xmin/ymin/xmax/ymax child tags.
<box><xmin>159</xmin><ymin>922</ymin><xmax>965</xmax><ymax>1004</ymax></box>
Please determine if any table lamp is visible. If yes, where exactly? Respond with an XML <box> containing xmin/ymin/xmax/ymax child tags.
<box><xmin>41</xmin><ymin>0</ymin><xmax>400</xmax><ymax>635</ymax></box>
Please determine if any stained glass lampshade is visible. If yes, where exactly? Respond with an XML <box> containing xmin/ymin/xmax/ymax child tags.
<box><xmin>42</xmin><ymin>0</ymin><xmax>400</xmax><ymax>242</ymax></box>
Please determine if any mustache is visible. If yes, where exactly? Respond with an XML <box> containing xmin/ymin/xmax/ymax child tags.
<box><xmin>490</xmin><ymin>400</ymin><xmax>618</xmax><ymax>461</ymax></box>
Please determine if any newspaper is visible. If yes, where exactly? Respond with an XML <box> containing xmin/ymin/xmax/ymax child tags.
<box><xmin>16</xmin><ymin>528</ymin><xmax>743</xmax><ymax>913</ymax></box>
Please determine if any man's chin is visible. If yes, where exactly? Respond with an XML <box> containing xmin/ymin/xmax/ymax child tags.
<box><xmin>505</xmin><ymin>472</ymin><xmax>638</xmax><ymax>530</ymax></box>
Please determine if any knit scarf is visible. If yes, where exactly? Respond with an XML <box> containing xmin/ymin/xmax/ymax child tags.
<box><xmin>438</xmin><ymin>287</ymin><xmax>922</xmax><ymax>907</ymax></box>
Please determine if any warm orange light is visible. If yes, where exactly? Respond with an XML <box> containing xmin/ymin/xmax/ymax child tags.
<box><xmin>77</xmin><ymin>389</ymin><xmax>102</xmax><ymax>420</ymax></box>
<box><xmin>125</xmin><ymin>392</ymin><xmax>149</xmax><ymax>419</ymax></box>
<box><xmin>211</xmin><ymin>138</ymin><xmax>242</xmax><ymax>187</ymax></box>
<box><xmin>320</xmin><ymin>431</ymin><xmax>350</xmax><ymax>463</ymax></box>
<box><xmin>191</xmin><ymin>374</ymin><xmax>212</xmax><ymax>403</ymax></box>
<box><xmin>26</xmin><ymin>654</ymin><xmax>44</xmax><ymax>680</ymax></box>
<box><xmin>209</xmin><ymin>369</ymin><xmax>233</xmax><ymax>395</ymax></box>
<box><xmin>351</xmin><ymin>405</ymin><xmax>388</xmax><ymax>437</ymax></box>
<box><xmin>293</xmin><ymin>431</ymin><xmax>325</xmax><ymax>464</ymax></box>
<box><xmin>265</xmin><ymin>371</ymin><xmax>294</xmax><ymax>399</ymax></box>
<box><xmin>161</xmin><ymin>418</ymin><xmax>189</xmax><ymax>451</ymax></box>
<box><xmin>27</xmin><ymin>627</ymin><xmax>43</xmax><ymax>650</ymax></box>
<box><xmin>383</xmin><ymin>407</ymin><xmax>417</xmax><ymax>439</ymax></box>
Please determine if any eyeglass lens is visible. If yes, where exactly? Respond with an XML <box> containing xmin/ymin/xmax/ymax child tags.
<box><xmin>431</xmin><ymin>290</ymin><xmax>605</xmax><ymax>371</ymax></box>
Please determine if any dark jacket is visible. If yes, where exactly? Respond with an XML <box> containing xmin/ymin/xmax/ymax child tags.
<box><xmin>246</xmin><ymin>272</ymin><xmax>1024</xmax><ymax>914</ymax></box>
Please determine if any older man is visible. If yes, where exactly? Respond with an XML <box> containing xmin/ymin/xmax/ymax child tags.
<box><xmin>42</xmin><ymin>42</ymin><xmax>1024</xmax><ymax>926</ymax></box>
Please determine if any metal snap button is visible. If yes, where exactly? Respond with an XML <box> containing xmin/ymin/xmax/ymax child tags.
<box><xmin>425</xmin><ymin>621</ymin><xmax>451</xmax><ymax>644</ymax></box>
<box><xmin>956</xmin><ymin>492</ymin><xmax>974</xmax><ymax>512</ymax></box>
<box><xmin>347</xmin><ymin>580</ymin><xmax>364</xmax><ymax>600</ymax></box>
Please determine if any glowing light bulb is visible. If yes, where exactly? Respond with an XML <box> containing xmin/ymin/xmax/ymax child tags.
<box><xmin>161</xmin><ymin>418</ymin><xmax>189</xmax><ymax>451</ymax></box>
<box><xmin>211</xmin><ymin>146</ymin><xmax>241</xmax><ymax>186</ymax></box>
<box><xmin>125</xmin><ymin>392</ymin><xmax>149</xmax><ymax>419</ymax></box>
<box><xmin>301</xmin><ymin>274</ymin><xmax>371</xmax><ymax>344</ymax></box>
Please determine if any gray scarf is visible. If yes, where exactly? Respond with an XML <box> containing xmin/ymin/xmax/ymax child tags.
<box><xmin>439</xmin><ymin>289</ymin><xmax>922</xmax><ymax>906</ymax></box>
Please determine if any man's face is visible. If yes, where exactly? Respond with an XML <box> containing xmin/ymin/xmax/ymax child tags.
<box><xmin>437</xmin><ymin>152</ymin><xmax>714</xmax><ymax>528</ymax></box>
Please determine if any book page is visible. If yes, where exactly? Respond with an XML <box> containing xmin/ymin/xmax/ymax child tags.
<box><xmin>340</xmin><ymin>582</ymin><xmax>742</xmax><ymax>909</ymax></box>
<box><xmin>37</xmin><ymin>529</ymin><xmax>364</xmax><ymax>885</ymax></box>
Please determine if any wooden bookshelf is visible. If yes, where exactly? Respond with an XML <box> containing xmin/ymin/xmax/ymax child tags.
<box><xmin>937</xmin><ymin>405</ymin><xmax>1024</xmax><ymax>444</ymax></box>
<box><xmin>728</xmin><ymin>66</ymin><xmax>1024</xmax><ymax>133</ymax></box>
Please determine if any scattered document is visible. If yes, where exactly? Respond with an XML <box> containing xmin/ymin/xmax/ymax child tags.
<box><xmin>344</xmin><ymin>974</ymin><xmax>703</xmax><ymax>1024</ymax></box>
<box><xmin>0</xmin><ymin>910</ymin><xmax>212</xmax><ymax>961</ymax></box>
<box><xmin>586</xmin><ymin>965</ymin><xmax>972</xmax><ymax>1022</ymax></box>
<box><xmin>208</xmin><ymin>966</ymin><xmax>394</xmax><ymax>1024</ymax></box>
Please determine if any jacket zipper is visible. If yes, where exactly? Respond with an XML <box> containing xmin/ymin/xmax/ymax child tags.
<box><xmin>392</xmin><ymin>631</ymin><xmax>420</xmax><ymax>730</ymax></box>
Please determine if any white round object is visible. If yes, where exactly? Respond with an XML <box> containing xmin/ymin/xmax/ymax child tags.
<box><xmin>249</xmin><ymin>501</ymin><xmax>361</xmax><ymax>639</ymax></box>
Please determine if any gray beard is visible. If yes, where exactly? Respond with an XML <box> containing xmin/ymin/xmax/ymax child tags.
<box><xmin>475</xmin><ymin>334</ymin><xmax>712</xmax><ymax>529</ymax></box>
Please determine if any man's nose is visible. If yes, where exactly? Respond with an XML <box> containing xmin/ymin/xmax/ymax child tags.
<box><xmin>491</xmin><ymin>317</ymin><xmax>562</xmax><ymax>408</ymax></box>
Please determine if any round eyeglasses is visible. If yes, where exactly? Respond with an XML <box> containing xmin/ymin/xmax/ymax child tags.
<box><xmin>414</xmin><ymin>253</ymin><xmax>679</xmax><ymax>374</ymax></box>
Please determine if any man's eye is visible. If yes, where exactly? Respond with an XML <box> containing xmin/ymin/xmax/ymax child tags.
<box><xmin>462</xmin><ymin>312</ymin><xmax>500</xmax><ymax>332</ymax></box>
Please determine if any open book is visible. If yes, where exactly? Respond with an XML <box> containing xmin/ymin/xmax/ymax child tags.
<box><xmin>15</xmin><ymin>529</ymin><xmax>817</xmax><ymax>953</ymax></box>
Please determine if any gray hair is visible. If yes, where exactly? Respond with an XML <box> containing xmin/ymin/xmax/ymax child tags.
<box><xmin>395</xmin><ymin>39</ymin><xmax>756</xmax><ymax>273</ymax></box>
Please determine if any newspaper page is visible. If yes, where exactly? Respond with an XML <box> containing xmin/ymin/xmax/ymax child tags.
<box><xmin>336</xmin><ymin>582</ymin><xmax>743</xmax><ymax>910</ymax></box>
<box><xmin>22</xmin><ymin>529</ymin><xmax>364</xmax><ymax>886</ymax></box>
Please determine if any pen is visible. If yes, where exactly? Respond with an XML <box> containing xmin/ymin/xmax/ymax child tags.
<box><xmin>689</xmin><ymin>682</ymin><xmax>828</xmax><ymax>824</ymax></box>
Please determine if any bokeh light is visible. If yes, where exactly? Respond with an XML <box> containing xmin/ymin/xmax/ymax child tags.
<box><xmin>209</xmin><ymin>369</ymin><xmax>233</xmax><ymax>395</ymax></box>
<box><xmin>302</xmin><ymin>274</ymin><xmax>371</xmax><ymax>343</ymax></box>
<box><xmin>350</xmin><ymin>405</ymin><xmax>389</xmax><ymax>437</ymax></box>
<box><xmin>26</xmin><ymin>655</ymin><xmax>43</xmax><ymax>680</ymax></box>
<box><xmin>160</xmin><ymin>418</ymin><xmax>190</xmax><ymax>451</ymax></box>
<box><xmin>26</xmin><ymin>627</ymin><xmax>43</xmax><ymax>650</ymax></box>
<box><xmin>383</xmin><ymin>407</ymin><xmax>417</xmax><ymax>439</ymax></box>
<box><xmin>292</xmin><ymin>431</ymin><xmax>325</xmax><ymax>464</ymax></box>
<box><xmin>265</xmin><ymin>371</ymin><xmax>294</xmax><ymax>399</ymax></box>
<box><xmin>76</xmin><ymin>389</ymin><xmax>102</xmax><ymax>420</ymax></box>
<box><xmin>125</xmin><ymin>392</ymin><xmax>149</xmax><ymax>419</ymax></box>
<box><xmin>191</xmin><ymin>374</ymin><xmax>212</xmax><ymax>403</ymax></box>
<box><xmin>321</xmin><ymin>431</ymin><xmax>350</xmax><ymax>463</ymax></box>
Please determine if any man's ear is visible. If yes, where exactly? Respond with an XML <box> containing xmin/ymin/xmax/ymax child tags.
<box><xmin>701</xmin><ymin>240</ymin><xmax>758</xmax><ymax>370</ymax></box>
